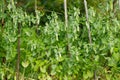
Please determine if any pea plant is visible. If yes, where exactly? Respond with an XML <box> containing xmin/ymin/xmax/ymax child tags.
<box><xmin>0</xmin><ymin>0</ymin><xmax>120</xmax><ymax>80</ymax></box>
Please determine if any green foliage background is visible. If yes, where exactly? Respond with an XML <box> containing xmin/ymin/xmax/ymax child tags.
<box><xmin>0</xmin><ymin>0</ymin><xmax>120</xmax><ymax>80</ymax></box>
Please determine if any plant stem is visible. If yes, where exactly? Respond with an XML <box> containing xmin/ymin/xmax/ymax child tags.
<box><xmin>64</xmin><ymin>0</ymin><xmax>68</xmax><ymax>31</ymax></box>
<box><xmin>119</xmin><ymin>0</ymin><xmax>120</xmax><ymax>10</ymax></box>
<box><xmin>84</xmin><ymin>0</ymin><xmax>92</xmax><ymax>44</ymax></box>
<box><xmin>35</xmin><ymin>0</ymin><xmax>39</xmax><ymax>34</ymax></box>
<box><xmin>113</xmin><ymin>0</ymin><xmax>117</xmax><ymax>13</ymax></box>
<box><xmin>16</xmin><ymin>23</ymin><xmax>21</xmax><ymax>80</ymax></box>
<box><xmin>1</xmin><ymin>0</ymin><xmax>7</xmax><ymax>80</ymax></box>
<box><xmin>84</xmin><ymin>0</ymin><xmax>96</xmax><ymax>80</ymax></box>
<box><xmin>64</xmin><ymin>0</ymin><xmax>70</xmax><ymax>56</ymax></box>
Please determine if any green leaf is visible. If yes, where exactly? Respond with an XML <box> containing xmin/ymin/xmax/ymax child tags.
<box><xmin>95</xmin><ymin>55</ymin><xmax>99</xmax><ymax>62</ymax></box>
<box><xmin>87</xmin><ymin>70</ymin><xmax>93</xmax><ymax>78</ymax></box>
<box><xmin>22</xmin><ymin>61</ymin><xmax>29</xmax><ymax>68</ymax></box>
<box><xmin>40</xmin><ymin>67</ymin><xmax>46</xmax><ymax>73</ymax></box>
<box><xmin>112</xmin><ymin>53</ymin><xmax>119</xmax><ymax>62</ymax></box>
<box><xmin>106</xmin><ymin>74</ymin><xmax>112</xmax><ymax>80</ymax></box>
<box><xmin>51</xmin><ymin>70</ymin><xmax>56</xmax><ymax>75</ymax></box>
<box><xmin>83</xmin><ymin>72</ymin><xmax>88</xmax><ymax>79</ymax></box>
<box><xmin>108</xmin><ymin>58</ymin><xmax>116</xmax><ymax>67</ymax></box>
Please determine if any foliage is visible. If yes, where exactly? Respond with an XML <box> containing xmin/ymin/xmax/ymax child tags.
<box><xmin>0</xmin><ymin>0</ymin><xmax>120</xmax><ymax>80</ymax></box>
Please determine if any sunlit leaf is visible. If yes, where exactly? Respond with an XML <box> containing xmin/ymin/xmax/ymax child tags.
<box><xmin>22</xmin><ymin>61</ymin><xmax>29</xmax><ymax>68</ymax></box>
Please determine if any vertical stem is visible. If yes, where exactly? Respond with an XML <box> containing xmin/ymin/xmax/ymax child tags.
<box><xmin>1</xmin><ymin>0</ymin><xmax>5</xmax><ymax>32</ymax></box>
<box><xmin>64</xmin><ymin>0</ymin><xmax>70</xmax><ymax>56</ymax></box>
<box><xmin>1</xmin><ymin>0</ymin><xmax>5</xmax><ymax>41</ymax></box>
<box><xmin>16</xmin><ymin>23</ymin><xmax>21</xmax><ymax>80</ymax></box>
<box><xmin>84</xmin><ymin>0</ymin><xmax>92</xmax><ymax>44</ymax></box>
<box><xmin>118</xmin><ymin>0</ymin><xmax>120</xmax><ymax>9</ymax></box>
<box><xmin>35</xmin><ymin>0</ymin><xmax>39</xmax><ymax>34</ymax></box>
<box><xmin>1</xmin><ymin>0</ymin><xmax>7</xmax><ymax>80</ymax></box>
<box><xmin>64</xmin><ymin>0</ymin><xmax>68</xmax><ymax>31</ymax></box>
<box><xmin>84</xmin><ymin>0</ymin><xmax>96</xmax><ymax>80</ymax></box>
<box><xmin>113</xmin><ymin>0</ymin><xmax>117</xmax><ymax>13</ymax></box>
<box><xmin>35</xmin><ymin>0</ymin><xmax>37</xmax><ymax>11</ymax></box>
